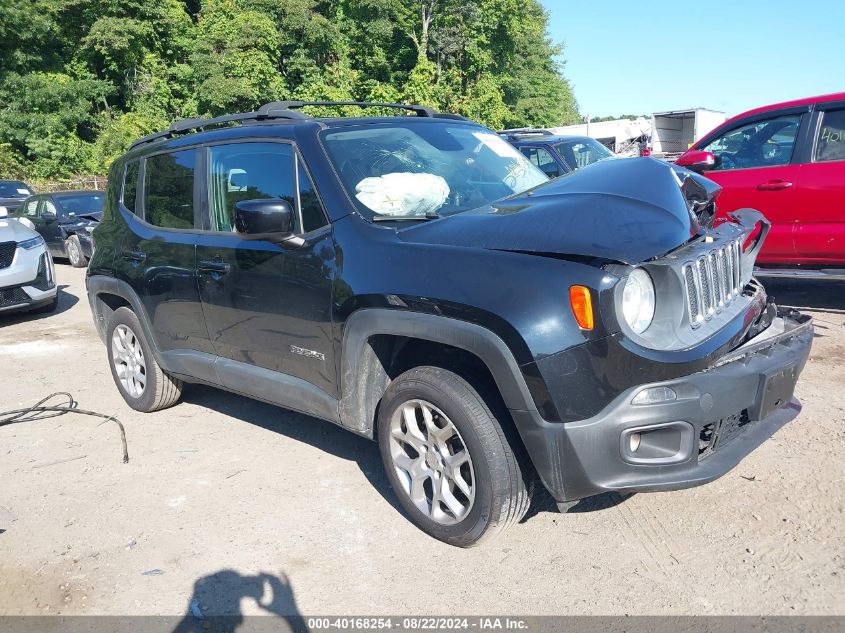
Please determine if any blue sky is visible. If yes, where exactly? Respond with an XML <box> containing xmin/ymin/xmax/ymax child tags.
<box><xmin>539</xmin><ymin>0</ymin><xmax>845</xmax><ymax>119</ymax></box>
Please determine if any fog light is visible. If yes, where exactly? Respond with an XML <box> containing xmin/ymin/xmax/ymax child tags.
<box><xmin>631</xmin><ymin>386</ymin><xmax>677</xmax><ymax>405</ymax></box>
<box><xmin>629</xmin><ymin>432</ymin><xmax>641</xmax><ymax>452</ymax></box>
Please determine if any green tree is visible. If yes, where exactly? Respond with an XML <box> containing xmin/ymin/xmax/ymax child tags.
<box><xmin>0</xmin><ymin>0</ymin><xmax>579</xmax><ymax>178</ymax></box>
<box><xmin>191</xmin><ymin>0</ymin><xmax>286</xmax><ymax>115</ymax></box>
<box><xmin>0</xmin><ymin>72</ymin><xmax>112</xmax><ymax>176</ymax></box>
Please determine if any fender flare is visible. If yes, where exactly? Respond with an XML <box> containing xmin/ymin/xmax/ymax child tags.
<box><xmin>338</xmin><ymin>308</ymin><xmax>539</xmax><ymax>435</ymax></box>
<box><xmin>87</xmin><ymin>275</ymin><xmax>165</xmax><ymax>365</ymax></box>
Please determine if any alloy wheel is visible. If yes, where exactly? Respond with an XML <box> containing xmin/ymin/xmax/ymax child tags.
<box><xmin>67</xmin><ymin>240</ymin><xmax>79</xmax><ymax>266</ymax></box>
<box><xmin>111</xmin><ymin>324</ymin><xmax>146</xmax><ymax>398</ymax></box>
<box><xmin>388</xmin><ymin>399</ymin><xmax>475</xmax><ymax>525</ymax></box>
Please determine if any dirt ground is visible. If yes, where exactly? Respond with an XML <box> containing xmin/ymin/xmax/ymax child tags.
<box><xmin>1</xmin><ymin>264</ymin><xmax>843</xmax><ymax>619</ymax></box>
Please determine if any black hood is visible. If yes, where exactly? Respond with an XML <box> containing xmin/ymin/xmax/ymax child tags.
<box><xmin>75</xmin><ymin>211</ymin><xmax>102</xmax><ymax>223</ymax></box>
<box><xmin>400</xmin><ymin>157</ymin><xmax>721</xmax><ymax>265</ymax></box>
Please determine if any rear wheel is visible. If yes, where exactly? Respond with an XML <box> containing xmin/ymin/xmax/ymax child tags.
<box><xmin>106</xmin><ymin>307</ymin><xmax>182</xmax><ymax>412</ymax></box>
<box><xmin>65</xmin><ymin>235</ymin><xmax>88</xmax><ymax>268</ymax></box>
<box><xmin>377</xmin><ymin>366</ymin><xmax>532</xmax><ymax>547</ymax></box>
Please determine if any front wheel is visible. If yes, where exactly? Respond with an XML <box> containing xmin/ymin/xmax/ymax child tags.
<box><xmin>65</xmin><ymin>235</ymin><xmax>88</xmax><ymax>268</ymax></box>
<box><xmin>377</xmin><ymin>366</ymin><xmax>532</xmax><ymax>547</ymax></box>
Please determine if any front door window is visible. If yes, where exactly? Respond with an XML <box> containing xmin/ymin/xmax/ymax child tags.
<box><xmin>520</xmin><ymin>146</ymin><xmax>561</xmax><ymax>178</ymax></box>
<box><xmin>701</xmin><ymin>114</ymin><xmax>801</xmax><ymax>170</ymax></box>
<box><xmin>208</xmin><ymin>143</ymin><xmax>297</xmax><ymax>232</ymax></box>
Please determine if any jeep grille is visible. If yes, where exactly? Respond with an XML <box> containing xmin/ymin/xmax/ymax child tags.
<box><xmin>683</xmin><ymin>239</ymin><xmax>743</xmax><ymax>328</ymax></box>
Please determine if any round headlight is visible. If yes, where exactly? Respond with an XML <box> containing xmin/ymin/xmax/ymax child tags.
<box><xmin>622</xmin><ymin>268</ymin><xmax>655</xmax><ymax>334</ymax></box>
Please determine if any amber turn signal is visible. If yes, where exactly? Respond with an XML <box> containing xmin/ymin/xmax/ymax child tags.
<box><xmin>569</xmin><ymin>285</ymin><xmax>594</xmax><ymax>330</ymax></box>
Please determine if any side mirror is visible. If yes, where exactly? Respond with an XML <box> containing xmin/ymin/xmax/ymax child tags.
<box><xmin>675</xmin><ymin>150</ymin><xmax>716</xmax><ymax>173</ymax></box>
<box><xmin>234</xmin><ymin>198</ymin><xmax>295</xmax><ymax>242</ymax></box>
<box><xmin>0</xmin><ymin>206</ymin><xmax>7</xmax><ymax>219</ymax></box>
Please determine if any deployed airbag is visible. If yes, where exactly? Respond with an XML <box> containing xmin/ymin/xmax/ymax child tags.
<box><xmin>355</xmin><ymin>172</ymin><xmax>450</xmax><ymax>217</ymax></box>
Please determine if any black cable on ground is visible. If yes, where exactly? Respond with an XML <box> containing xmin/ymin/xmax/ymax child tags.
<box><xmin>0</xmin><ymin>392</ymin><xmax>129</xmax><ymax>463</ymax></box>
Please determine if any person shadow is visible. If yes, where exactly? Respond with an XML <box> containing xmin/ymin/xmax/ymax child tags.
<box><xmin>172</xmin><ymin>570</ymin><xmax>308</xmax><ymax>633</ymax></box>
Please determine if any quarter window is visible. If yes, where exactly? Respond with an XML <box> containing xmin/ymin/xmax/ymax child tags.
<box><xmin>815</xmin><ymin>109</ymin><xmax>845</xmax><ymax>163</ymax></box>
<box><xmin>23</xmin><ymin>199</ymin><xmax>39</xmax><ymax>217</ymax></box>
<box><xmin>208</xmin><ymin>143</ymin><xmax>308</xmax><ymax>233</ymax></box>
<box><xmin>144</xmin><ymin>149</ymin><xmax>197</xmax><ymax>229</ymax></box>
<box><xmin>297</xmin><ymin>156</ymin><xmax>327</xmax><ymax>233</ymax></box>
<box><xmin>701</xmin><ymin>114</ymin><xmax>801</xmax><ymax>170</ymax></box>
<box><xmin>123</xmin><ymin>160</ymin><xmax>140</xmax><ymax>214</ymax></box>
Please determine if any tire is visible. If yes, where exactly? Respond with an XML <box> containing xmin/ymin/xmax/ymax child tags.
<box><xmin>377</xmin><ymin>366</ymin><xmax>532</xmax><ymax>547</ymax></box>
<box><xmin>65</xmin><ymin>235</ymin><xmax>88</xmax><ymax>268</ymax></box>
<box><xmin>106</xmin><ymin>307</ymin><xmax>182</xmax><ymax>412</ymax></box>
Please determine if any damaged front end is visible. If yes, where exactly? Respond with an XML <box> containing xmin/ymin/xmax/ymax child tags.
<box><xmin>605</xmin><ymin>206</ymin><xmax>776</xmax><ymax>352</ymax></box>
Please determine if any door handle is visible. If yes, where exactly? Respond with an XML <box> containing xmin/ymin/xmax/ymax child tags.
<box><xmin>122</xmin><ymin>249</ymin><xmax>146</xmax><ymax>263</ymax></box>
<box><xmin>198</xmin><ymin>259</ymin><xmax>231</xmax><ymax>275</ymax></box>
<box><xmin>756</xmin><ymin>180</ymin><xmax>793</xmax><ymax>191</ymax></box>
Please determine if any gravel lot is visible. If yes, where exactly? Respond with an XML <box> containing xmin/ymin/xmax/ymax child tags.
<box><xmin>1</xmin><ymin>264</ymin><xmax>843</xmax><ymax>618</ymax></box>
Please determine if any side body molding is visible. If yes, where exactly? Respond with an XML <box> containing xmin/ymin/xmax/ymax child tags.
<box><xmin>87</xmin><ymin>275</ymin><xmax>339</xmax><ymax>422</ymax></box>
<box><xmin>338</xmin><ymin>308</ymin><xmax>539</xmax><ymax>436</ymax></box>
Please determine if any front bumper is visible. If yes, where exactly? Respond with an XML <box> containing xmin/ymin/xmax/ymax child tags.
<box><xmin>514</xmin><ymin>310</ymin><xmax>813</xmax><ymax>502</ymax></box>
<box><xmin>0</xmin><ymin>246</ymin><xmax>57</xmax><ymax>314</ymax></box>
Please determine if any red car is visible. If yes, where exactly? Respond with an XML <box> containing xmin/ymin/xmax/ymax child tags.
<box><xmin>676</xmin><ymin>92</ymin><xmax>845</xmax><ymax>280</ymax></box>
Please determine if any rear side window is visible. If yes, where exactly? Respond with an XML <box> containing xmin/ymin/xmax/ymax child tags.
<box><xmin>144</xmin><ymin>150</ymin><xmax>197</xmax><ymax>229</ymax></box>
<box><xmin>122</xmin><ymin>161</ymin><xmax>140</xmax><ymax>214</ymax></box>
<box><xmin>815</xmin><ymin>109</ymin><xmax>845</xmax><ymax>163</ymax></box>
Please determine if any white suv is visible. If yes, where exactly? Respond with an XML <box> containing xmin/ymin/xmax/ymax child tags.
<box><xmin>0</xmin><ymin>206</ymin><xmax>57</xmax><ymax>315</ymax></box>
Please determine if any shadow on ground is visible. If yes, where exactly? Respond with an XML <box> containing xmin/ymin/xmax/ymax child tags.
<box><xmin>184</xmin><ymin>385</ymin><xmax>624</xmax><ymax>526</ymax></box>
<box><xmin>172</xmin><ymin>569</ymin><xmax>308</xmax><ymax>633</ymax></box>
<box><xmin>521</xmin><ymin>487</ymin><xmax>629</xmax><ymax>522</ymax></box>
<box><xmin>0</xmin><ymin>284</ymin><xmax>78</xmax><ymax>325</ymax></box>
<box><xmin>182</xmin><ymin>385</ymin><xmax>404</xmax><ymax>516</ymax></box>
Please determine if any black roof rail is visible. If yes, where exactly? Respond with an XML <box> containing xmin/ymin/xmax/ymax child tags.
<box><xmin>128</xmin><ymin>100</ymin><xmax>462</xmax><ymax>151</ymax></box>
<box><xmin>499</xmin><ymin>128</ymin><xmax>554</xmax><ymax>138</ymax></box>
<box><xmin>128</xmin><ymin>108</ymin><xmax>310</xmax><ymax>150</ymax></box>
<box><xmin>266</xmin><ymin>100</ymin><xmax>439</xmax><ymax>118</ymax></box>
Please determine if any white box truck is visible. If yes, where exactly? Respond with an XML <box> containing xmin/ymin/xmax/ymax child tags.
<box><xmin>649</xmin><ymin>109</ymin><xmax>726</xmax><ymax>159</ymax></box>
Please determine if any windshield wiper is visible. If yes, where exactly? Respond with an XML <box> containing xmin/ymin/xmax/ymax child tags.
<box><xmin>373</xmin><ymin>213</ymin><xmax>440</xmax><ymax>222</ymax></box>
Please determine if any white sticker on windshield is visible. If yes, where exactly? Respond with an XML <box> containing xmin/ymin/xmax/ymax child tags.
<box><xmin>472</xmin><ymin>132</ymin><xmax>522</xmax><ymax>158</ymax></box>
<box><xmin>17</xmin><ymin>188</ymin><xmax>30</xmax><ymax>195</ymax></box>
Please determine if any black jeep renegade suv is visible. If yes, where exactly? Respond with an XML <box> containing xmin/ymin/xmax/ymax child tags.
<box><xmin>87</xmin><ymin>101</ymin><xmax>813</xmax><ymax>547</ymax></box>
